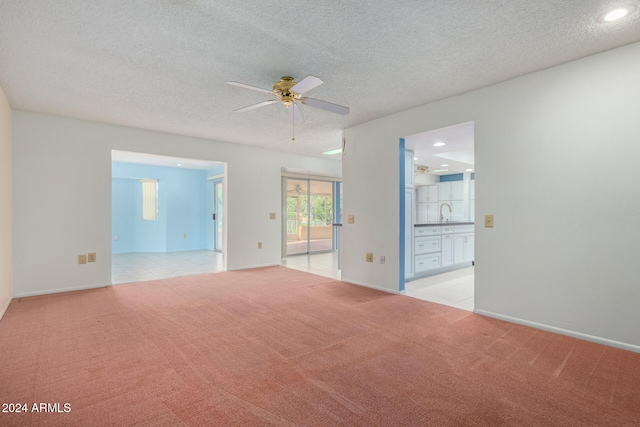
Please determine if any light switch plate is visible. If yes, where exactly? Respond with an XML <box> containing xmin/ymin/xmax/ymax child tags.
<box><xmin>485</xmin><ymin>214</ymin><xmax>494</xmax><ymax>228</ymax></box>
<box><xmin>269</xmin><ymin>212</ymin><xmax>276</xmax><ymax>220</ymax></box>
<box><xmin>366</xmin><ymin>252</ymin><xmax>373</xmax><ymax>262</ymax></box>
<box><xmin>348</xmin><ymin>214</ymin><xmax>355</xmax><ymax>224</ymax></box>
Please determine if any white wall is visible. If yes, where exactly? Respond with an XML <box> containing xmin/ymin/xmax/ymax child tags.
<box><xmin>343</xmin><ymin>41</ymin><xmax>640</xmax><ymax>351</ymax></box>
<box><xmin>12</xmin><ymin>112</ymin><xmax>340</xmax><ymax>297</ymax></box>
<box><xmin>0</xmin><ymin>87</ymin><xmax>12</xmax><ymax>319</ymax></box>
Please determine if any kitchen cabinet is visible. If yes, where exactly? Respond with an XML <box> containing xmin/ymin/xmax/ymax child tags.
<box><xmin>411</xmin><ymin>223</ymin><xmax>474</xmax><ymax>280</ymax></box>
<box><xmin>415</xmin><ymin>253</ymin><xmax>441</xmax><ymax>273</ymax></box>
<box><xmin>437</xmin><ymin>181</ymin><xmax>463</xmax><ymax>201</ymax></box>
<box><xmin>441</xmin><ymin>232</ymin><xmax>454</xmax><ymax>267</ymax></box>
<box><xmin>415</xmin><ymin>236</ymin><xmax>440</xmax><ymax>255</ymax></box>
<box><xmin>405</xmin><ymin>151</ymin><xmax>414</xmax><ymax>188</ymax></box>
<box><xmin>416</xmin><ymin>202</ymin><xmax>438</xmax><ymax>223</ymax></box>
<box><xmin>417</xmin><ymin>185</ymin><xmax>438</xmax><ymax>203</ymax></box>
<box><xmin>405</xmin><ymin>188</ymin><xmax>414</xmax><ymax>279</ymax></box>
<box><xmin>453</xmin><ymin>229</ymin><xmax>474</xmax><ymax>264</ymax></box>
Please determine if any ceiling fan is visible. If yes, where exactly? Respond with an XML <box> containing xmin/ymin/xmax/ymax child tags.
<box><xmin>226</xmin><ymin>75</ymin><xmax>349</xmax><ymax>125</ymax></box>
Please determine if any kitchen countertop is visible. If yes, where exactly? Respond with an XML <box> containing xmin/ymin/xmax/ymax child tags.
<box><xmin>415</xmin><ymin>221</ymin><xmax>474</xmax><ymax>227</ymax></box>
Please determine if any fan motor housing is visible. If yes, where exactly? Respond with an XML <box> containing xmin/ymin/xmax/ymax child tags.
<box><xmin>273</xmin><ymin>76</ymin><xmax>300</xmax><ymax>105</ymax></box>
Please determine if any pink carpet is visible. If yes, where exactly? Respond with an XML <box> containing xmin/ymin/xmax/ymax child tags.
<box><xmin>1</xmin><ymin>266</ymin><xmax>639</xmax><ymax>425</ymax></box>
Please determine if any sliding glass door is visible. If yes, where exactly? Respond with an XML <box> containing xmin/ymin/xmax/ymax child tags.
<box><xmin>285</xmin><ymin>178</ymin><xmax>335</xmax><ymax>256</ymax></box>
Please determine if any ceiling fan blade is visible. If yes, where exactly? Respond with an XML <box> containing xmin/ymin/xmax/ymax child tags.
<box><xmin>227</xmin><ymin>81</ymin><xmax>274</xmax><ymax>95</ymax></box>
<box><xmin>233</xmin><ymin>99</ymin><xmax>277</xmax><ymax>112</ymax></box>
<box><xmin>291</xmin><ymin>75</ymin><xmax>323</xmax><ymax>94</ymax></box>
<box><xmin>287</xmin><ymin>103</ymin><xmax>303</xmax><ymax>124</ymax></box>
<box><xmin>301</xmin><ymin>97</ymin><xmax>349</xmax><ymax>115</ymax></box>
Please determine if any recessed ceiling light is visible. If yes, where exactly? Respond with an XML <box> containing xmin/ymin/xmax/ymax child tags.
<box><xmin>433</xmin><ymin>142</ymin><xmax>445</xmax><ymax>147</ymax></box>
<box><xmin>414</xmin><ymin>157</ymin><xmax>419</xmax><ymax>160</ymax></box>
<box><xmin>598</xmin><ymin>6</ymin><xmax>635</xmax><ymax>22</ymax></box>
<box><xmin>440</xmin><ymin>164</ymin><xmax>449</xmax><ymax>167</ymax></box>
<box><xmin>465</xmin><ymin>168</ymin><xmax>474</xmax><ymax>172</ymax></box>
<box><xmin>433</xmin><ymin>169</ymin><xmax>449</xmax><ymax>173</ymax></box>
<box><xmin>322</xmin><ymin>148</ymin><xmax>343</xmax><ymax>155</ymax></box>
<box><xmin>177</xmin><ymin>163</ymin><xmax>183</xmax><ymax>167</ymax></box>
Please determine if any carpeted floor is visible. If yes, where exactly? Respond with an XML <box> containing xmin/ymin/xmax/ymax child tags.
<box><xmin>1</xmin><ymin>266</ymin><xmax>639</xmax><ymax>426</ymax></box>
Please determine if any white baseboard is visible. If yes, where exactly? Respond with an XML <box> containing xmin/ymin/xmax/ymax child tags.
<box><xmin>227</xmin><ymin>263</ymin><xmax>281</xmax><ymax>271</ymax></box>
<box><xmin>474</xmin><ymin>309</ymin><xmax>640</xmax><ymax>354</ymax></box>
<box><xmin>339</xmin><ymin>277</ymin><xmax>402</xmax><ymax>295</ymax></box>
<box><xmin>13</xmin><ymin>282</ymin><xmax>111</xmax><ymax>298</ymax></box>
<box><xmin>0</xmin><ymin>297</ymin><xmax>11</xmax><ymax>321</ymax></box>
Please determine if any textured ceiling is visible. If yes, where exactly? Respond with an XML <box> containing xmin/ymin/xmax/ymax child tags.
<box><xmin>1</xmin><ymin>1</ymin><xmax>639</xmax><ymax>159</ymax></box>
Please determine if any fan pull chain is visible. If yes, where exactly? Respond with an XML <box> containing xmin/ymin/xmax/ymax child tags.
<box><xmin>291</xmin><ymin>111</ymin><xmax>295</xmax><ymax>143</ymax></box>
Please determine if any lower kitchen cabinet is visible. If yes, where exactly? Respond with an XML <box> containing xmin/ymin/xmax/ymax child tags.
<box><xmin>415</xmin><ymin>253</ymin><xmax>441</xmax><ymax>272</ymax></box>
<box><xmin>453</xmin><ymin>233</ymin><xmax>474</xmax><ymax>264</ymax></box>
<box><xmin>441</xmin><ymin>233</ymin><xmax>454</xmax><ymax>267</ymax></box>
<box><xmin>412</xmin><ymin>223</ymin><xmax>474</xmax><ymax>279</ymax></box>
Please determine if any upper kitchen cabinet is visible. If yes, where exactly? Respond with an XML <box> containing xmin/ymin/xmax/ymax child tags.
<box><xmin>438</xmin><ymin>181</ymin><xmax>463</xmax><ymax>201</ymax></box>
<box><xmin>417</xmin><ymin>185</ymin><xmax>438</xmax><ymax>203</ymax></box>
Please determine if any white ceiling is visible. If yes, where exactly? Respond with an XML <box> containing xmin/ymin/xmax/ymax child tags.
<box><xmin>405</xmin><ymin>121</ymin><xmax>475</xmax><ymax>175</ymax></box>
<box><xmin>1</xmin><ymin>1</ymin><xmax>639</xmax><ymax>160</ymax></box>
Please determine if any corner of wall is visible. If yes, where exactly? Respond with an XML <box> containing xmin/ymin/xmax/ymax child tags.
<box><xmin>0</xmin><ymin>85</ymin><xmax>13</xmax><ymax>320</ymax></box>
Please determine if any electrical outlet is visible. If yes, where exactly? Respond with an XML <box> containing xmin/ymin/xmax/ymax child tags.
<box><xmin>78</xmin><ymin>254</ymin><xmax>87</xmax><ymax>265</ymax></box>
<box><xmin>366</xmin><ymin>252</ymin><xmax>373</xmax><ymax>263</ymax></box>
<box><xmin>485</xmin><ymin>214</ymin><xmax>494</xmax><ymax>228</ymax></box>
<box><xmin>258</xmin><ymin>242</ymin><xmax>262</xmax><ymax>249</ymax></box>
<box><xmin>88</xmin><ymin>252</ymin><xmax>96</xmax><ymax>263</ymax></box>
<box><xmin>269</xmin><ymin>212</ymin><xmax>276</xmax><ymax>220</ymax></box>
<box><xmin>380</xmin><ymin>255</ymin><xmax>385</xmax><ymax>264</ymax></box>
<box><xmin>348</xmin><ymin>214</ymin><xmax>355</xmax><ymax>224</ymax></box>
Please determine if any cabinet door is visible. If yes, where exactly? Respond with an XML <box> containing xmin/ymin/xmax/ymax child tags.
<box><xmin>441</xmin><ymin>234</ymin><xmax>454</xmax><ymax>267</ymax></box>
<box><xmin>451</xmin><ymin>200</ymin><xmax>464</xmax><ymax>221</ymax></box>
<box><xmin>454</xmin><ymin>234</ymin><xmax>474</xmax><ymax>264</ymax></box>
<box><xmin>405</xmin><ymin>189</ymin><xmax>414</xmax><ymax>278</ymax></box>
<box><xmin>417</xmin><ymin>185</ymin><xmax>438</xmax><ymax>202</ymax></box>
<box><xmin>437</xmin><ymin>182</ymin><xmax>451</xmax><ymax>200</ymax></box>
<box><xmin>426</xmin><ymin>203</ymin><xmax>438</xmax><ymax>222</ymax></box>
<box><xmin>417</xmin><ymin>186</ymin><xmax>426</xmax><ymax>203</ymax></box>
<box><xmin>428</xmin><ymin>185</ymin><xmax>438</xmax><ymax>202</ymax></box>
<box><xmin>465</xmin><ymin>234</ymin><xmax>475</xmax><ymax>262</ymax></box>
<box><xmin>451</xmin><ymin>181</ymin><xmax>463</xmax><ymax>200</ymax></box>
<box><xmin>453</xmin><ymin>235</ymin><xmax>466</xmax><ymax>264</ymax></box>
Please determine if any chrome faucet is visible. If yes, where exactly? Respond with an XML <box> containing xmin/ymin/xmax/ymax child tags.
<box><xmin>439</xmin><ymin>203</ymin><xmax>452</xmax><ymax>222</ymax></box>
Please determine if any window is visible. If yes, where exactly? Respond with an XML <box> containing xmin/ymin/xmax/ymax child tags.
<box><xmin>141</xmin><ymin>179</ymin><xmax>158</xmax><ymax>221</ymax></box>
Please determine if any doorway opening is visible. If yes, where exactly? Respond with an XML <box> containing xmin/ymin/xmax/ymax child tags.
<box><xmin>111</xmin><ymin>150</ymin><xmax>226</xmax><ymax>284</ymax></box>
<box><xmin>401</xmin><ymin>121</ymin><xmax>475</xmax><ymax>311</ymax></box>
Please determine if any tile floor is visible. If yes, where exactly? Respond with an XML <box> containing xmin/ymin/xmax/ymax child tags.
<box><xmin>111</xmin><ymin>250</ymin><xmax>474</xmax><ymax>312</ymax></box>
<box><xmin>281</xmin><ymin>251</ymin><xmax>341</xmax><ymax>280</ymax></box>
<box><xmin>284</xmin><ymin>252</ymin><xmax>474</xmax><ymax>312</ymax></box>
<box><xmin>404</xmin><ymin>267</ymin><xmax>475</xmax><ymax>311</ymax></box>
<box><xmin>112</xmin><ymin>250</ymin><xmax>224</xmax><ymax>284</ymax></box>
